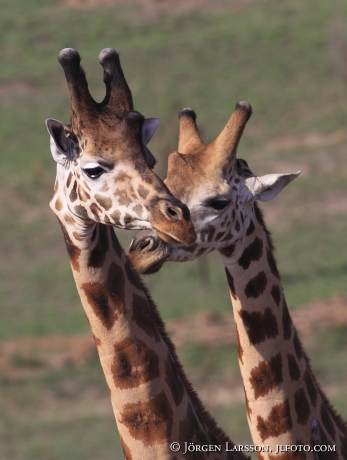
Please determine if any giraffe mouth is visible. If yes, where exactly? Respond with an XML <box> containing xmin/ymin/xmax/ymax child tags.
<box><xmin>155</xmin><ymin>229</ymin><xmax>182</xmax><ymax>244</ymax></box>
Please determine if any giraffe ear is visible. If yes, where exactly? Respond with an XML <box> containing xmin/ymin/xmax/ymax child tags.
<box><xmin>142</xmin><ymin>118</ymin><xmax>160</xmax><ymax>145</ymax></box>
<box><xmin>244</xmin><ymin>171</ymin><xmax>300</xmax><ymax>202</ymax></box>
<box><xmin>141</xmin><ymin>118</ymin><xmax>160</xmax><ymax>169</ymax></box>
<box><xmin>45</xmin><ymin>118</ymin><xmax>79</xmax><ymax>164</ymax></box>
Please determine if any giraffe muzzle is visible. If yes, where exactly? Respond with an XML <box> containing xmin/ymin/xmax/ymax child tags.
<box><xmin>151</xmin><ymin>200</ymin><xmax>196</xmax><ymax>245</ymax></box>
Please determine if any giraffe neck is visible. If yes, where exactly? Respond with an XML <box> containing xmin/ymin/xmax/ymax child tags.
<box><xmin>219</xmin><ymin>204</ymin><xmax>347</xmax><ymax>460</ymax></box>
<box><xmin>57</xmin><ymin>216</ymin><xmax>246</xmax><ymax>460</ymax></box>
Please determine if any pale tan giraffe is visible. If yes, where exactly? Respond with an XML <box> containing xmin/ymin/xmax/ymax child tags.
<box><xmin>129</xmin><ymin>103</ymin><xmax>347</xmax><ymax>459</ymax></box>
<box><xmin>47</xmin><ymin>48</ymin><xmax>248</xmax><ymax>460</ymax></box>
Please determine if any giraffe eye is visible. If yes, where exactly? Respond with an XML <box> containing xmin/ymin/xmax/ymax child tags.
<box><xmin>208</xmin><ymin>200</ymin><xmax>230</xmax><ymax>210</ymax></box>
<box><xmin>83</xmin><ymin>166</ymin><xmax>105</xmax><ymax>179</ymax></box>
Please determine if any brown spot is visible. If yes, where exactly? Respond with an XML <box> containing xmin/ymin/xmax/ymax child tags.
<box><xmin>257</xmin><ymin>400</ymin><xmax>292</xmax><ymax>441</ymax></box>
<box><xmin>178</xmin><ymin>403</ymin><xmax>208</xmax><ymax>451</ymax></box>
<box><xmin>165</xmin><ymin>355</ymin><xmax>184</xmax><ymax>406</ymax></box>
<box><xmin>270</xmin><ymin>284</ymin><xmax>281</xmax><ymax>306</ymax></box>
<box><xmin>293</xmin><ymin>331</ymin><xmax>303</xmax><ymax>360</ymax></box>
<box><xmin>95</xmin><ymin>194</ymin><xmax>112</xmax><ymax>211</ymax></box>
<box><xmin>216</xmin><ymin>231</ymin><xmax>226</xmax><ymax>241</ymax></box>
<box><xmin>78</xmin><ymin>186</ymin><xmax>90</xmax><ymax>202</ymax></box>
<box><xmin>66</xmin><ymin>172</ymin><xmax>73</xmax><ymax>189</ymax></box>
<box><xmin>282</xmin><ymin>302</ymin><xmax>292</xmax><ymax>340</ymax></box>
<box><xmin>132</xmin><ymin>204</ymin><xmax>143</xmax><ymax>217</ymax></box>
<box><xmin>124</xmin><ymin>213</ymin><xmax>132</xmax><ymax>226</ymax></box>
<box><xmin>249</xmin><ymin>353</ymin><xmax>283</xmax><ymax>399</ymax></box>
<box><xmin>69</xmin><ymin>181</ymin><xmax>78</xmax><ymax>202</ymax></box>
<box><xmin>267</xmin><ymin>246</ymin><xmax>280</xmax><ymax>279</ymax></box>
<box><xmin>111</xmin><ymin>337</ymin><xmax>160</xmax><ymax>389</ymax></box>
<box><xmin>236</xmin><ymin>325</ymin><xmax>244</xmax><ymax>364</ymax></box>
<box><xmin>294</xmin><ymin>388</ymin><xmax>310</xmax><ymax>425</ymax></box>
<box><xmin>254</xmin><ymin>203</ymin><xmax>264</xmax><ymax>226</ymax></box>
<box><xmin>137</xmin><ymin>185</ymin><xmax>149</xmax><ymax>199</ymax></box>
<box><xmin>220</xmin><ymin>244</ymin><xmax>235</xmax><ymax>258</ymax></box>
<box><xmin>239</xmin><ymin>307</ymin><xmax>278</xmax><ymax>345</ymax></box>
<box><xmin>225</xmin><ymin>268</ymin><xmax>237</xmax><ymax>299</ymax></box>
<box><xmin>58</xmin><ymin>220</ymin><xmax>81</xmax><ymax>272</ymax></box>
<box><xmin>120</xmin><ymin>391</ymin><xmax>173</xmax><ymax>446</ymax></box>
<box><xmin>304</xmin><ymin>369</ymin><xmax>318</xmax><ymax>407</ymax></box>
<box><xmin>119</xmin><ymin>435</ymin><xmax>133</xmax><ymax>460</ymax></box>
<box><xmin>246</xmin><ymin>219</ymin><xmax>255</xmax><ymax>236</ymax></box>
<box><xmin>90</xmin><ymin>202</ymin><xmax>102</xmax><ymax>219</ymax></box>
<box><xmin>74</xmin><ymin>205</ymin><xmax>89</xmax><ymax>220</ymax></box>
<box><xmin>206</xmin><ymin>226</ymin><xmax>215</xmax><ymax>242</ymax></box>
<box><xmin>110</xmin><ymin>209</ymin><xmax>121</xmax><ymax>223</ymax></box>
<box><xmin>238</xmin><ymin>237</ymin><xmax>263</xmax><ymax>270</ymax></box>
<box><xmin>88</xmin><ymin>225</ymin><xmax>109</xmax><ymax>268</ymax></box>
<box><xmin>245</xmin><ymin>390</ymin><xmax>252</xmax><ymax>419</ymax></box>
<box><xmin>131</xmin><ymin>293</ymin><xmax>160</xmax><ymax>342</ymax></box>
<box><xmin>287</xmin><ymin>353</ymin><xmax>301</xmax><ymax>381</ymax></box>
<box><xmin>320</xmin><ymin>402</ymin><xmax>336</xmax><ymax>440</ymax></box>
<box><xmin>234</xmin><ymin>219</ymin><xmax>240</xmax><ymax>232</ymax></box>
<box><xmin>93</xmin><ymin>335</ymin><xmax>101</xmax><ymax>347</ymax></box>
<box><xmin>80</xmin><ymin>261</ymin><xmax>126</xmax><ymax>331</ymax></box>
<box><xmin>55</xmin><ymin>197</ymin><xmax>63</xmax><ymax>211</ymax></box>
<box><xmin>110</xmin><ymin>228</ymin><xmax>123</xmax><ymax>258</ymax></box>
<box><xmin>114</xmin><ymin>189</ymin><xmax>132</xmax><ymax>206</ymax></box>
<box><xmin>244</xmin><ymin>271</ymin><xmax>267</xmax><ymax>298</ymax></box>
<box><xmin>115</xmin><ymin>170</ymin><xmax>131</xmax><ymax>182</ymax></box>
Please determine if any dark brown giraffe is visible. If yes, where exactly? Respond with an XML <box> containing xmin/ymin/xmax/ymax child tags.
<box><xmin>129</xmin><ymin>102</ymin><xmax>347</xmax><ymax>459</ymax></box>
<box><xmin>47</xmin><ymin>48</ymin><xmax>248</xmax><ymax>459</ymax></box>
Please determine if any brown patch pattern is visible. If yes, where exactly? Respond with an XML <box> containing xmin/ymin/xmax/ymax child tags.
<box><xmin>304</xmin><ymin>369</ymin><xmax>318</xmax><ymax>407</ymax></box>
<box><xmin>225</xmin><ymin>268</ymin><xmax>237</xmax><ymax>299</ymax></box>
<box><xmin>137</xmin><ymin>184</ymin><xmax>149</xmax><ymax>199</ymax></box>
<box><xmin>244</xmin><ymin>271</ymin><xmax>267</xmax><ymax>298</ymax></box>
<box><xmin>270</xmin><ymin>284</ymin><xmax>281</xmax><ymax>306</ymax></box>
<box><xmin>220</xmin><ymin>244</ymin><xmax>235</xmax><ymax>258</ymax></box>
<box><xmin>239</xmin><ymin>307</ymin><xmax>278</xmax><ymax>345</ymax></box>
<box><xmin>266</xmin><ymin>246</ymin><xmax>280</xmax><ymax>279</ymax></box>
<box><xmin>282</xmin><ymin>303</ymin><xmax>292</xmax><ymax>340</ymax></box>
<box><xmin>237</xmin><ymin>237</ymin><xmax>263</xmax><ymax>270</ymax></box>
<box><xmin>256</xmin><ymin>400</ymin><xmax>292</xmax><ymax>441</ymax></box>
<box><xmin>287</xmin><ymin>353</ymin><xmax>301</xmax><ymax>381</ymax></box>
<box><xmin>320</xmin><ymin>402</ymin><xmax>336</xmax><ymax>440</ymax></box>
<box><xmin>165</xmin><ymin>355</ymin><xmax>185</xmax><ymax>407</ymax></box>
<box><xmin>114</xmin><ymin>189</ymin><xmax>132</xmax><ymax>206</ymax></box>
<box><xmin>249</xmin><ymin>353</ymin><xmax>283</xmax><ymax>399</ymax></box>
<box><xmin>88</xmin><ymin>225</ymin><xmax>109</xmax><ymax>268</ymax></box>
<box><xmin>131</xmin><ymin>293</ymin><xmax>160</xmax><ymax>342</ymax></box>
<box><xmin>58</xmin><ymin>220</ymin><xmax>81</xmax><ymax>272</ymax></box>
<box><xmin>95</xmin><ymin>194</ymin><xmax>112</xmax><ymax>210</ymax></box>
<box><xmin>292</xmin><ymin>331</ymin><xmax>303</xmax><ymax>360</ymax></box>
<box><xmin>111</xmin><ymin>337</ymin><xmax>160</xmax><ymax>389</ymax></box>
<box><xmin>69</xmin><ymin>180</ymin><xmax>78</xmax><ymax>202</ymax></box>
<box><xmin>120</xmin><ymin>391</ymin><xmax>173</xmax><ymax>446</ymax></box>
<box><xmin>294</xmin><ymin>388</ymin><xmax>310</xmax><ymax>425</ymax></box>
<box><xmin>80</xmin><ymin>261</ymin><xmax>126</xmax><ymax>331</ymax></box>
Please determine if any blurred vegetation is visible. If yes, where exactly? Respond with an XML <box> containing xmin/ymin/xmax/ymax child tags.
<box><xmin>1</xmin><ymin>0</ymin><xmax>347</xmax><ymax>458</ymax></box>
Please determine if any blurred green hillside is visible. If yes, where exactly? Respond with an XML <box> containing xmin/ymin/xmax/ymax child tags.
<box><xmin>1</xmin><ymin>0</ymin><xmax>347</xmax><ymax>458</ymax></box>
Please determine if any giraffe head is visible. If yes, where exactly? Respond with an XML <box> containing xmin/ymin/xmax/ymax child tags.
<box><xmin>129</xmin><ymin>102</ymin><xmax>299</xmax><ymax>273</ymax></box>
<box><xmin>47</xmin><ymin>48</ymin><xmax>195</xmax><ymax>245</ymax></box>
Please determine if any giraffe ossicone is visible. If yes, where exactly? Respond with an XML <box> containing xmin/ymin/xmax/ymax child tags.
<box><xmin>129</xmin><ymin>102</ymin><xmax>347</xmax><ymax>459</ymax></box>
<box><xmin>48</xmin><ymin>48</ymin><xmax>247</xmax><ymax>459</ymax></box>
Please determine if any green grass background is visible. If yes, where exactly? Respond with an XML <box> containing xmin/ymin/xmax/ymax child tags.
<box><xmin>1</xmin><ymin>0</ymin><xmax>347</xmax><ymax>458</ymax></box>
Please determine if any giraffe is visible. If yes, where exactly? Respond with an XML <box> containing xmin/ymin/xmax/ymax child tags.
<box><xmin>128</xmin><ymin>102</ymin><xmax>347</xmax><ymax>459</ymax></box>
<box><xmin>47</xmin><ymin>48</ymin><xmax>248</xmax><ymax>460</ymax></box>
